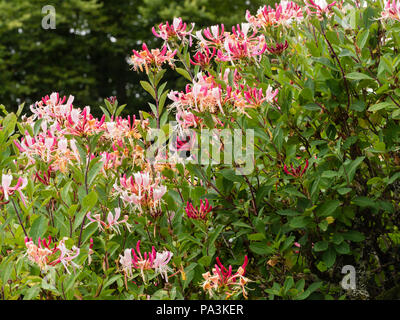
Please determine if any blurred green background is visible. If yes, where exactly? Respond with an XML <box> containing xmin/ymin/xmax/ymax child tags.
<box><xmin>0</xmin><ymin>0</ymin><xmax>275</xmax><ymax>116</ymax></box>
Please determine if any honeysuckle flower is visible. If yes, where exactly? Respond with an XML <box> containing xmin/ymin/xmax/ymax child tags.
<box><xmin>119</xmin><ymin>241</ymin><xmax>174</xmax><ymax>283</ymax></box>
<box><xmin>16</xmin><ymin>130</ymin><xmax>79</xmax><ymax>172</ymax></box>
<box><xmin>103</xmin><ymin>115</ymin><xmax>141</xmax><ymax>142</ymax></box>
<box><xmin>153</xmin><ymin>250</ymin><xmax>174</xmax><ymax>282</ymax></box>
<box><xmin>152</xmin><ymin>17</ymin><xmax>195</xmax><ymax>45</ymax></box>
<box><xmin>305</xmin><ymin>0</ymin><xmax>337</xmax><ymax>18</ymax></box>
<box><xmin>283</xmin><ymin>158</ymin><xmax>309</xmax><ymax>178</ymax></box>
<box><xmin>229</xmin><ymin>85</ymin><xmax>279</xmax><ymax>116</ymax></box>
<box><xmin>85</xmin><ymin>208</ymin><xmax>132</xmax><ymax>235</ymax></box>
<box><xmin>381</xmin><ymin>0</ymin><xmax>400</xmax><ymax>21</ymax></box>
<box><xmin>113</xmin><ymin>171</ymin><xmax>167</xmax><ymax>214</ymax></box>
<box><xmin>15</xmin><ymin>92</ymin><xmax>149</xmax><ymax>179</ymax></box>
<box><xmin>24</xmin><ymin>236</ymin><xmax>58</xmax><ymax>271</ymax></box>
<box><xmin>266</xmin><ymin>40</ymin><xmax>289</xmax><ymax>55</ymax></box>
<box><xmin>1</xmin><ymin>174</ymin><xmax>12</xmax><ymax>201</ymax></box>
<box><xmin>244</xmin><ymin>85</ymin><xmax>279</xmax><ymax>107</ymax></box>
<box><xmin>106</xmin><ymin>96</ymin><xmax>117</xmax><ymax>104</ymax></box>
<box><xmin>130</xmin><ymin>43</ymin><xmax>177</xmax><ymax>73</ymax></box>
<box><xmin>202</xmin><ymin>256</ymin><xmax>251</xmax><ymax>299</ymax></box>
<box><xmin>216</xmin><ymin>29</ymin><xmax>267</xmax><ymax>63</ymax></box>
<box><xmin>48</xmin><ymin>239</ymin><xmax>80</xmax><ymax>274</ymax></box>
<box><xmin>245</xmin><ymin>1</ymin><xmax>303</xmax><ymax>29</ymax></box>
<box><xmin>119</xmin><ymin>248</ymin><xmax>134</xmax><ymax>279</ymax></box>
<box><xmin>185</xmin><ymin>199</ymin><xmax>212</xmax><ymax>220</ymax></box>
<box><xmin>65</xmin><ymin>106</ymin><xmax>106</xmax><ymax>136</ymax></box>
<box><xmin>30</xmin><ymin>92</ymin><xmax>74</xmax><ymax>123</ymax></box>
<box><xmin>168</xmin><ymin>72</ymin><xmax>227</xmax><ymax>115</ymax></box>
<box><xmin>35</xmin><ymin>168</ymin><xmax>52</xmax><ymax>186</ymax></box>
<box><xmin>190</xmin><ymin>46</ymin><xmax>216</xmax><ymax>68</ymax></box>
<box><xmin>1</xmin><ymin>174</ymin><xmax>28</xmax><ymax>205</ymax></box>
<box><xmin>196</xmin><ymin>24</ymin><xmax>226</xmax><ymax>48</ymax></box>
<box><xmin>176</xmin><ymin>109</ymin><xmax>201</xmax><ymax>132</ymax></box>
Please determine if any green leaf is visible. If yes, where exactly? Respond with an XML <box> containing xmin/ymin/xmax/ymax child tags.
<box><xmin>220</xmin><ymin>169</ymin><xmax>244</xmax><ymax>183</ymax></box>
<box><xmin>249</xmin><ymin>242</ymin><xmax>274</xmax><ymax>255</ymax></box>
<box><xmin>248</xmin><ymin>233</ymin><xmax>266</xmax><ymax>241</ymax></box>
<box><xmin>316</xmin><ymin>200</ymin><xmax>341</xmax><ymax>217</ymax></box>
<box><xmin>29</xmin><ymin>215</ymin><xmax>48</xmax><ymax>242</ymax></box>
<box><xmin>346</xmin><ymin>72</ymin><xmax>374</xmax><ymax>81</ymax></box>
<box><xmin>87</xmin><ymin>159</ymin><xmax>103</xmax><ymax>186</ymax></box>
<box><xmin>140</xmin><ymin>81</ymin><xmax>156</xmax><ymax>99</ymax></box>
<box><xmin>345</xmin><ymin>156</ymin><xmax>365</xmax><ymax>182</ymax></box>
<box><xmin>352</xmin><ymin>196</ymin><xmax>378</xmax><ymax>208</ymax></box>
<box><xmin>232</xmin><ymin>221</ymin><xmax>253</xmax><ymax>229</ymax></box>
<box><xmin>295</xmin><ymin>282</ymin><xmax>323</xmax><ymax>300</ymax></box>
<box><xmin>335</xmin><ymin>241</ymin><xmax>350</xmax><ymax>254</ymax></box>
<box><xmin>322</xmin><ymin>247</ymin><xmax>336</xmax><ymax>268</ymax></box>
<box><xmin>368</xmin><ymin>102</ymin><xmax>396</xmax><ymax>112</ymax></box>
<box><xmin>176</xmin><ymin>67</ymin><xmax>192</xmax><ymax>81</ymax></box>
<box><xmin>343</xmin><ymin>231</ymin><xmax>365</xmax><ymax>242</ymax></box>
<box><xmin>356</xmin><ymin>29</ymin><xmax>369</xmax><ymax>49</ymax></box>
<box><xmin>289</xmin><ymin>216</ymin><xmax>311</xmax><ymax>228</ymax></box>
<box><xmin>337</xmin><ymin>187</ymin><xmax>352</xmax><ymax>195</ymax></box>
<box><xmin>23</xmin><ymin>285</ymin><xmax>41</xmax><ymax>300</ymax></box>
<box><xmin>81</xmin><ymin>190</ymin><xmax>98</xmax><ymax>213</ymax></box>
<box><xmin>277</xmin><ymin>209</ymin><xmax>301</xmax><ymax>216</ymax></box>
<box><xmin>314</xmin><ymin>241</ymin><xmax>329</xmax><ymax>252</ymax></box>
<box><xmin>197</xmin><ymin>256</ymin><xmax>212</xmax><ymax>267</ymax></box>
<box><xmin>332</xmin><ymin>233</ymin><xmax>344</xmax><ymax>245</ymax></box>
<box><xmin>1</xmin><ymin>259</ymin><xmax>13</xmax><ymax>284</ymax></box>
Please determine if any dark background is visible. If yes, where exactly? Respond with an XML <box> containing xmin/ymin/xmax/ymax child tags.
<box><xmin>0</xmin><ymin>0</ymin><xmax>275</xmax><ymax>116</ymax></box>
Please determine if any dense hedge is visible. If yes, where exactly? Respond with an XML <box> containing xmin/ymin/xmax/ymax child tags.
<box><xmin>0</xmin><ymin>0</ymin><xmax>400</xmax><ymax>300</ymax></box>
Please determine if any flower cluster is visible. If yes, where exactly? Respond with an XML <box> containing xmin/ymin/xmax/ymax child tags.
<box><xmin>119</xmin><ymin>241</ymin><xmax>173</xmax><ymax>283</ymax></box>
<box><xmin>85</xmin><ymin>208</ymin><xmax>132</xmax><ymax>235</ymax></box>
<box><xmin>216</xmin><ymin>23</ymin><xmax>267</xmax><ymax>63</ymax></box>
<box><xmin>24</xmin><ymin>236</ymin><xmax>80</xmax><ymax>273</ymax></box>
<box><xmin>168</xmin><ymin>71</ymin><xmax>279</xmax><ymax>120</ymax></box>
<box><xmin>231</xmin><ymin>85</ymin><xmax>279</xmax><ymax>116</ymax></box>
<box><xmin>14</xmin><ymin>130</ymin><xmax>80</xmax><ymax>172</ymax></box>
<box><xmin>202</xmin><ymin>256</ymin><xmax>251</xmax><ymax>299</ymax></box>
<box><xmin>185</xmin><ymin>198</ymin><xmax>212</xmax><ymax>220</ymax></box>
<box><xmin>14</xmin><ymin>92</ymin><xmax>147</xmax><ymax>175</ymax></box>
<box><xmin>190</xmin><ymin>46</ymin><xmax>216</xmax><ymax>68</ymax></box>
<box><xmin>195</xmin><ymin>23</ymin><xmax>267</xmax><ymax>64</ymax></box>
<box><xmin>283</xmin><ymin>158</ymin><xmax>309</xmax><ymax>178</ymax></box>
<box><xmin>266</xmin><ymin>40</ymin><xmax>289</xmax><ymax>55</ymax></box>
<box><xmin>305</xmin><ymin>0</ymin><xmax>337</xmax><ymax>19</ymax></box>
<box><xmin>245</xmin><ymin>1</ymin><xmax>304</xmax><ymax>29</ymax></box>
<box><xmin>152</xmin><ymin>17</ymin><xmax>194</xmax><ymax>45</ymax></box>
<box><xmin>130</xmin><ymin>43</ymin><xmax>177</xmax><ymax>74</ymax></box>
<box><xmin>381</xmin><ymin>0</ymin><xmax>400</xmax><ymax>21</ymax></box>
<box><xmin>113</xmin><ymin>171</ymin><xmax>167</xmax><ymax>214</ymax></box>
<box><xmin>168</xmin><ymin>72</ymin><xmax>226</xmax><ymax>115</ymax></box>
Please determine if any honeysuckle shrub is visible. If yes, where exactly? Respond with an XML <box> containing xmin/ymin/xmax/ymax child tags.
<box><xmin>1</xmin><ymin>0</ymin><xmax>400</xmax><ymax>300</ymax></box>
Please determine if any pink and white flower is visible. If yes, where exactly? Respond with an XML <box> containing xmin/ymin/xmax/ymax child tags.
<box><xmin>152</xmin><ymin>17</ymin><xmax>195</xmax><ymax>45</ymax></box>
<box><xmin>305</xmin><ymin>0</ymin><xmax>337</xmax><ymax>19</ymax></box>
<box><xmin>245</xmin><ymin>1</ymin><xmax>304</xmax><ymax>29</ymax></box>
<box><xmin>130</xmin><ymin>43</ymin><xmax>177</xmax><ymax>73</ymax></box>
<box><xmin>119</xmin><ymin>241</ymin><xmax>174</xmax><ymax>283</ymax></box>
<box><xmin>85</xmin><ymin>208</ymin><xmax>132</xmax><ymax>235</ymax></box>
<box><xmin>381</xmin><ymin>0</ymin><xmax>400</xmax><ymax>21</ymax></box>
<box><xmin>1</xmin><ymin>174</ymin><xmax>28</xmax><ymax>205</ymax></box>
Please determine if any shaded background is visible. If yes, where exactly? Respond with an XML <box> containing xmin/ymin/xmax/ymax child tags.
<box><xmin>0</xmin><ymin>0</ymin><xmax>275</xmax><ymax>116</ymax></box>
